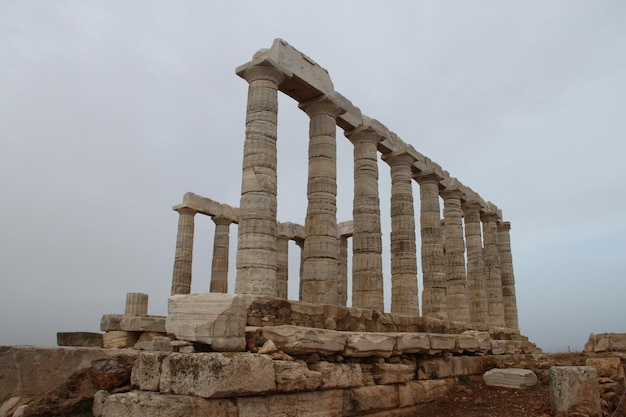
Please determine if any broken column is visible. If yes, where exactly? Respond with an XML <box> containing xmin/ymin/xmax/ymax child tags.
<box><xmin>415</xmin><ymin>171</ymin><xmax>447</xmax><ymax>320</ymax></box>
<box><xmin>171</xmin><ymin>206</ymin><xmax>196</xmax><ymax>295</ymax></box>
<box><xmin>462</xmin><ymin>199</ymin><xmax>489</xmax><ymax>325</ymax></box>
<box><xmin>498</xmin><ymin>220</ymin><xmax>519</xmax><ymax>329</ymax></box>
<box><xmin>210</xmin><ymin>216</ymin><xmax>231</xmax><ymax>294</ymax></box>
<box><xmin>346</xmin><ymin>124</ymin><xmax>384</xmax><ymax>310</ymax></box>
<box><xmin>235</xmin><ymin>65</ymin><xmax>284</xmax><ymax>296</ymax></box>
<box><xmin>382</xmin><ymin>151</ymin><xmax>419</xmax><ymax>316</ymax></box>
<box><xmin>125</xmin><ymin>292</ymin><xmax>148</xmax><ymax>316</ymax></box>
<box><xmin>481</xmin><ymin>206</ymin><xmax>505</xmax><ymax>327</ymax></box>
<box><xmin>441</xmin><ymin>181</ymin><xmax>470</xmax><ymax>323</ymax></box>
<box><xmin>299</xmin><ymin>95</ymin><xmax>344</xmax><ymax>305</ymax></box>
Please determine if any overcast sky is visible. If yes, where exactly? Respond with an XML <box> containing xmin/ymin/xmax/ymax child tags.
<box><xmin>1</xmin><ymin>1</ymin><xmax>625</xmax><ymax>352</ymax></box>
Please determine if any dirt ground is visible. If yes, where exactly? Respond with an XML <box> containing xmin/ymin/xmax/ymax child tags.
<box><xmin>412</xmin><ymin>378</ymin><xmax>553</xmax><ymax>417</ymax></box>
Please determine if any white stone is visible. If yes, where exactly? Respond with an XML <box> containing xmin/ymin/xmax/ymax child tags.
<box><xmin>549</xmin><ymin>366</ymin><xmax>601</xmax><ymax>417</ymax></box>
<box><xmin>252</xmin><ymin>325</ymin><xmax>347</xmax><ymax>355</ymax></box>
<box><xmin>483</xmin><ymin>368</ymin><xmax>538</xmax><ymax>388</ymax></box>
<box><xmin>344</xmin><ymin>333</ymin><xmax>396</xmax><ymax>358</ymax></box>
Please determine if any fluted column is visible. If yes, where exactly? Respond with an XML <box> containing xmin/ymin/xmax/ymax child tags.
<box><xmin>338</xmin><ymin>234</ymin><xmax>349</xmax><ymax>307</ymax></box>
<box><xmin>210</xmin><ymin>216</ymin><xmax>231</xmax><ymax>294</ymax></box>
<box><xmin>276</xmin><ymin>234</ymin><xmax>289</xmax><ymax>299</ymax></box>
<box><xmin>346</xmin><ymin>127</ymin><xmax>384</xmax><ymax>310</ymax></box>
<box><xmin>171</xmin><ymin>206</ymin><xmax>196</xmax><ymax>295</ymax></box>
<box><xmin>481</xmin><ymin>209</ymin><xmax>505</xmax><ymax>326</ymax></box>
<box><xmin>299</xmin><ymin>96</ymin><xmax>344</xmax><ymax>305</ymax></box>
<box><xmin>498</xmin><ymin>221</ymin><xmax>519</xmax><ymax>329</ymax></box>
<box><xmin>382</xmin><ymin>151</ymin><xmax>419</xmax><ymax>316</ymax></box>
<box><xmin>235</xmin><ymin>65</ymin><xmax>284</xmax><ymax>296</ymax></box>
<box><xmin>441</xmin><ymin>186</ymin><xmax>470</xmax><ymax>322</ymax></box>
<box><xmin>462</xmin><ymin>200</ymin><xmax>489</xmax><ymax>324</ymax></box>
<box><xmin>415</xmin><ymin>171</ymin><xmax>448</xmax><ymax>320</ymax></box>
<box><xmin>125</xmin><ymin>292</ymin><xmax>148</xmax><ymax>316</ymax></box>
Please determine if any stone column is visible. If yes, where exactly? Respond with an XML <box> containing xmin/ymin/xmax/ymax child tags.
<box><xmin>346</xmin><ymin>127</ymin><xmax>384</xmax><ymax>310</ymax></box>
<box><xmin>299</xmin><ymin>96</ymin><xmax>344</xmax><ymax>305</ymax></box>
<box><xmin>382</xmin><ymin>151</ymin><xmax>419</xmax><ymax>316</ymax></box>
<box><xmin>235</xmin><ymin>65</ymin><xmax>284</xmax><ymax>296</ymax></box>
<box><xmin>125</xmin><ymin>292</ymin><xmax>148</xmax><ymax>316</ymax></box>
<box><xmin>209</xmin><ymin>216</ymin><xmax>231</xmax><ymax>294</ymax></box>
<box><xmin>415</xmin><ymin>171</ymin><xmax>448</xmax><ymax>320</ymax></box>
<box><xmin>276</xmin><ymin>234</ymin><xmax>289</xmax><ymax>299</ymax></box>
<box><xmin>441</xmin><ymin>185</ymin><xmax>470</xmax><ymax>323</ymax></box>
<box><xmin>338</xmin><ymin>234</ymin><xmax>349</xmax><ymax>307</ymax></box>
<box><xmin>462</xmin><ymin>200</ymin><xmax>489</xmax><ymax>325</ymax></box>
<box><xmin>481</xmin><ymin>208</ymin><xmax>506</xmax><ymax>326</ymax></box>
<box><xmin>498</xmin><ymin>221</ymin><xmax>519</xmax><ymax>329</ymax></box>
<box><xmin>171</xmin><ymin>206</ymin><xmax>196</xmax><ymax>295</ymax></box>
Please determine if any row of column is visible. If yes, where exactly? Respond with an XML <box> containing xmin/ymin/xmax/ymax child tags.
<box><xmin>177</xmin><ymin>63</ymin><xmax>518</xmax><ymax>329</ymax></box>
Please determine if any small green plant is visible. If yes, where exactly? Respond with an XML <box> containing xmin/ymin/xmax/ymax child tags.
<box><xmin>458</xmin><ymin>374</ymin><xmax>471</xmax><ymax>385</ymax></box>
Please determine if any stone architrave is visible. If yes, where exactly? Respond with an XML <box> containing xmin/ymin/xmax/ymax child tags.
<box><xmin>235</xmin><ymin>65</ymin><xmax>285</xmax><ymax>296</ymax></box>
<box><xmin>299</xmin><ymin>95</ymin><xmax>344</xmax><ymax>305</ymax></box>
<box><xmin>171</xmin><ymin>206</ymin><xmax>196</xmax><ymax>295</ymax></box>
<box><xmin>440</xmin><ymin>184</ymin><xmax>470</xmax><ymax>323</ymax></box>
<box><xmin>414</xmin><ymin>171</ymin><xmax>448</xmax><ymax>320</ymax></box>
<box><xmin>210</xmin><ymin>216</ymin><xmax>231</xmax><ymax>294</ymax></box>
<box><xmin>382</xmin><ymin>151</ymin><xmax>419</xmax><ymax>316</ymax></box>
<box><xmin>498</xmin><ymin>221</ymin><xmax>519</xmax><ymax>329</ymax></box>
<box><xmin>462</xmin><ymin>200</ymin><xmax>489</xmax><ymax>325</ymax></box>
<box><xmin>276</xmin><ymin>234</ymin><xmax>289</xmax><ymax>299</ymax></box>
<box><xmin>481</xmin><ymin>208</ymin><xmax>505</xmax><ymax>326</ymax></box>
<box><xmin>345</xmin><ymin>126</ymin><xmax>384</xmax><ymax>310</ymax></box>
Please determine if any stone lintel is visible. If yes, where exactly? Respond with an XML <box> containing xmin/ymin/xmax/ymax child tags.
<box><xmin>440</xmin><ymin>178</ymin><xmax>465</xmax><ymax>199</ymax></box>
<box><xmin>345</xmin><ymin>116</ymin><xmax>389</xmax><ymax>144</ymax></box>
<box><xmin>276</xmin><ymin>221</ymin><xmax>305</xmax><ymax>240</ymax></box>
<box><xmin>176</xmin><ymin>192</ymin><xmax>239</xmax><ymax>223</ymax></box>
<box><xmin>413</xmin><ymin>169</ymin><xmax>445</xmax><ymax>185</ymax></box>
<box><xmin>378</xmin><ymin>131</ymin><xmax>407</xmax><ymax>154</ymax></box>
<box><xmin>338</xmin><ymin>220</ymin><xmax>353</xmax><ymax>237</ymax></box>
<box><xmin>381</xmin><ymin>149</ymin><xmax>415</xmax><ymax>165</ymax></box>
<box><xmin>297</xmin><ymin>92</ymin><xmax>347</xmax><ymax>117</ymax></box>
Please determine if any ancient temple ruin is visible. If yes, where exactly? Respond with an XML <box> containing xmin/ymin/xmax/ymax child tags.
<box><xmin>92</xmin><ymin>39</ymin><xmax>543</xmax><ymax>416</ymax></box>
<box><xmin>170</xmin><ymin>38</ymin><xmax>519</xmax><ymax>330</ymax></box>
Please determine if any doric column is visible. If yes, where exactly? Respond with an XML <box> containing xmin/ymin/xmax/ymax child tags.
<box><xmin>441</xmin><ymin>185</ymin><xmax>470</xmax><ymax>323</ymax></box>
<box><xmin>209</xmin><ymin>216</ymin><xmax>231</xmax><ymax>294</ymax></box>
<box><xmin>345</xmin><ymin>126</ymin><xmax>384</xmax><ymax>310</ymax></box>
<box><xmin>276</xmin><ymin>234</ymin><xmax>289</xmax><ymax>299</ymax></box>
<box><xmin>125</xmin><ymin>292</ymin><xmax>148</xmax><ymax>315</ymax></box>
<box><xmin>171</xmin><ymin>206</ymin><xmax>196</xmax><ymax>295</ymax></box>
<box><xmin>462</xmin><ymin>200</ymin><xmax>489</xmax><ymax>324</ymax></box>
<box><xmin>337</xmin><ymin>234</ymin><xmax>349</xmax><ymax>307</ymax></box>
<box><xmin>481</xmin><ymin>208</ymin><xmax>505</xmax><ymax>326</ymax></box>
<box><xmin>382</xmin><ymin>151</ymin><xmax>419</xmax><ymax>316</ymax></box>
<box><xmin>298</xmin><ymin>96</ymin><xmax>344</xmax><ymax>305</ymax></box>
<box><xmin>498</xmin><ymin>221</ymin><xmax>519</xmax><ymax>329</ymax></box>
<box><xmin>235</xmin><ymin>65</ymin><xmax>285</xmax><ymax>296</ymax></box>
<box><xmin>414</xmin><ymin>171</ymin><xmax>448</xmax><ymax>320</ymax></box>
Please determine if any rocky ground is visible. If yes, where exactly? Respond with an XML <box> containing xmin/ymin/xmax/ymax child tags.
<box><xmin>412</xmin><ymin>378</ymin><xmax>552</xmax><ymax>417</ymax></box>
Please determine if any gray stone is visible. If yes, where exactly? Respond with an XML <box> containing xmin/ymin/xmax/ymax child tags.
<box><xmin>159</xmin><ymin>353</ymin><xmax>275</xmax><ymax>398</ymax></box>
<box><xmin>166</xmin><ymin>293</ymin><xmax>246</xmax><ymax>351</ymax></box>
<box><xmin>344</xmin><ymin>332</ymin><xmax>396</xmax><ymax>358</ymax></box>
<box><xmin>309</xmin><ymin>361</ymin><xmax>363</xmax><ymax>389</ymax></box>
<box><xmin>101</xmin><ymin>314</ymin><xmax>166</xmax><ymax>333</ymax></box>
<box><xmin>57</xmin><ymin>332</ymin><xmax>103</xmax><ymax>347</ymax></box>
<box><xmin>483</xmin><ymin>368</ymin><xmax>538</xmax><ymax>389</ymax></box>
<box><xmin>273</xmin><ymin>360</ymin><xmax>322</xmax><ymax>392</ymax></box>
<box><xmin>549</xmin><ymin>366</ymin><xmax>602</xmax><ymax>417</ymax></box>
<box><xmin>131</xmin><ymin>352</ymin><xmax>169</xmax><ymax>391</ymax></box>
<box><xmin>251</xmin><ymin>325</ymin><xmax>347</xmax><ymax>356</ymax></box>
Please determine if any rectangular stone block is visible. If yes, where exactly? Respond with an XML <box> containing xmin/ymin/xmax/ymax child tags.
<box><xmin>372</xmin><ymin>363</ymin><xmax>415</xmax><ymax>385</ymax></box>
<box><xmin>429</xmin><ymin>334</ymin><xmax>457</xmax><ymax>351</ymax></box>
<box><xmin>251</xmin><ymin>325</ymin><xmax>347</xmax><ymax>356</ymax></box>
<box><xmin>103</xmin><ymin>331</ymin><xmax>138</xmax><ymax>349</ymax></box>
<box><xmin>396</xmin><ymin>333</ymin><xmax>430</xmax><ymax>354</ymax></box>
<box><xmin>398</xmin><ymin>380</ymin><xmax>448</xmax><ymax>407</ymax></box>
<box><xmin>131</xmin><ymin>352</ymin><xmax>170</xmax><ymax>392</ymax></box>
<box><xmin>93</xmin><ymin>390</ymin><xmax>238</xmax><ymax>417</ymax></box>
<box><xmin>344</xmin><ymin>385</ymin><xmax>399</xmax><ymax>416</ymax></box>
<box><xmin>549</xmin><ymin>366</ymin><xmax>601</xmax><ymax>417</ymax></box>
<box><xmin>237</xmin><ymin>389</ymin><xmax>344</xmax><ymax>417</ymax></box>
<box><xmin>57</xmin><ymin>332</ymin><xmax>103</xmax><ymax>347</ymax></box>
<box><xmin>166</xmin><ymin>293</ymin><xmax>246</xmax><ymax>351</ymax></box>
<box><xmin>419</xmin><ymin>358</ymin><xmax>454</xmax><ymax>379</ymax></box>
<box><xmin>159</xmin><ymin>353</ymin><xmax>275</xmax><ymax>398</ymax></box>
<box><xmin>484</xmin><ymin>368</ymin><xmax>538</xmax><ymax>388</ymax></box>
<box><xmin>101</xmin><ymin>314</ymin><xmax>166</xmax><ymax>333</ymax></box>
<box><xmin>309</xmin><ymin>361</ymin><xmax>363</xmax><ymax>389</ymax></box>
<box><xmin>274</xmin><ymin>360</ymin><xmax>322</xmax><ymax>392</ymax></box>
<box><xmin>586</xmin><ymin>358</ymin><xmax>625</xmax><ymax>380</ymax></box>
<box><xmin>451</xmin><ymin>356</ymin><xmax>484</xmax><ymax>376</ymax></box>
<box><xmin>344</xmin><ymin>333</ymin><xmax>396</xmax><ymax>358</ymax></box>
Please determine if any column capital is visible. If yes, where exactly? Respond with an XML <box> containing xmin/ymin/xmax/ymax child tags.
<box><xmin>298</xmin><ymin>95</ymin><xmax>345</xmax><ymax>118</ymax></box>
<box><xmin>440</xmin><ymin>187</ymin><xmax>464</xmax><ymax>201</ymax></box>
<box><xmin>173</xmin><ymin>205</ymin><xmax>197</xmax><ymax>216</ymax></box>
<box><xmin>240</xmin><ymin>65</ymin><xmax>285</xmax><ymax>85</ymax></box>
<box><xmin>381</xmin><ymin>150</ymin><xmax>415</xmax><ymax>167</ymax></box>
<box><xmin>480</xmin><ymin>210</ymin><xmax>500</xmax><ymax>223</ymax></box>
<box><xmin>345</xmin><ymin>124</ymin><xmax>385</xmax><ymax>146</ymax></box>
<box><xmin>413</xmin><ymin>170</ymin><xmax>444</xmax><ymax>185</ymax></box>
<box><xmin>211</xmin><ymin>215</ymin><xmax>232</xmax><ymax>226</ymax></box>
<box><xmin>461</xmin><ymin>199</ymin><xmax>483</xmax><ymax>212</ymax></box>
